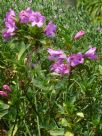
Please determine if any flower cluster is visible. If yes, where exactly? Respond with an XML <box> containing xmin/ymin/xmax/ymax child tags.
<box><xmin>0</xmin><ymin>85</ymin><xmax>12</xmax><ymax>97</ymax></box>
<box><xmin>48</xmin><ymin>47</ymin><xmax>96</xmax><ymax>75</ymax></box>
<box><xmin>2</xmin><ymin>9</ymin><xmax>17</xmax><ymax>39</ymax></box>
<box><xmin>19</xmin><ymin>8</ymin><xmax>46</xmax><ymax>27</ymax></box>
<box><xmin>48</xmin><ymin>49</ymin><xmax>70</xmax><ymax>74</ymax></box>
<box><xmin>2</xmin><ymin>8</ymin><xmax>57</xmax><ymax>39</ymax></box>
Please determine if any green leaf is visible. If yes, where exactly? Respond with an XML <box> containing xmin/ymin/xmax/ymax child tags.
<box><xmin>7</xmin><ymin>124</ymin><xmax>18</xmax><ymax>136</ymax></box>
<box><xmin>60</xmin><ymin>118</ymin><xmax>68</xmax><ymax>127</ymax></box>
<box><xmin>0</xmin><ymin>101</ymin><xmax>9</xmax><ymax>119</ymax></box>
<box><xmin>49</xmin><ymin>129</ymin><xmax>64</xmax><ymax>136</ymax></box>
<box><xmin>0</xmin><ymin>110</ymin><xmax>8</xmax><ymax>119</ymax></box>
<box><xmin>17</xmin><ymin>42</ymin><xmax>30</xmax><ymax>61</ymax></box>
<box><xmin>76</xmin><ymin>112</ymin><xmax>84</xmax><ymax>118</ymax></box>
<box><xmin>32</xmin><ymin>79</ymin><xmax>49</xmax><ymax>90</ymax></box>
<box><xmin>99</xmin><ymin>65</ymin><xmax>102</xmax><ymax>75</ymax></box>
<box><xmin>65</xmin><ymin>131</ymin><xmax>74</xmax><ymax>136</ymax></box>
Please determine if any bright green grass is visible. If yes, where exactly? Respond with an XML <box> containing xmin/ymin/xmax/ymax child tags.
<box><xmin>0</xmin><ymin>0</ymin><xmax>102</xmax><ymax>136</ymax></box>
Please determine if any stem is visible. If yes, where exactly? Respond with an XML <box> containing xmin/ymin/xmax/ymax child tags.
<box><xmin>24</xmin><ymin>89</ymin><xmax>41</xmax><ymax>121</ymax></box>
<box><xmin>11</xmin><ymin>107</ymin><xmax>18</xmax><ymax>136</ymax></box>
<box><xmin>35</xmin><ymin>96</ymin><xmax>41</xmax><ymax>136</ymax></box>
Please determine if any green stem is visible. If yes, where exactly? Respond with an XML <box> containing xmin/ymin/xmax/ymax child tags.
<box><xmin>35</xmin><ymin>96</ymin><xmax>41</xmax><ymax>136</ymax></box>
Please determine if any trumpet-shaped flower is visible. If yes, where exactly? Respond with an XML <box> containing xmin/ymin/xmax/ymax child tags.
<box><xmin>19</xmin><ymin>8</ymin><xmax>45</xmax><ymax>27</ymax></box>
<box><xmin>67</xmin><ymin>53</ymin><xmax>84</xmax><ymax>67</ymax></box>
<box><xmin>74</xmin><ymin>30</ymin><xmax>85</xmax><ymax>40</ymax></box>
<box><xmin>5</xmin><ymin>21</ymin><xmax>16</xmax><ymax>33</ymax></box>
<box><xmin>48</xmin><ymin>48</ymin><xmax>66</xmax><ymax>61</ymax></box>
<box><xmin>0</xmin><ymin>91</ymin><xmax>8</xmax><ymax>97</ymax></box>
<box><xmin>50</xmin><ymin>61</ymin><xmax>70</xmax><ymax>75</ymax></box>
<box><xmin>3</xmin><ymin>9</ymin><xmax>16</xmax><ymax>39</ymax></box>
<box><xmin>4</xmin><ymin>9</ymin><xmax>16</xmax><ymax>23</ymax></box>
<box><xmin>97</xmin><ymin>27</ymin><xmax>102</xmax><ymax>31</ymax></box>
<box><xmin>2</xmin><ymin>31</ymin><xmax>12</xmax><ymax>39</ymax></box>
<box><xmin>84</xmin><ymin>47</ymin><xmax>96</xmax><ymax>60</ymax></box>
<box><xmin>44</xmin><ymin>21</ymin><xmax>57</xmax><ymax>37</ymax></box>
<box><xmin>19</xmin><ymin>8</ymin><xmax>33</xmax><ymax>23</ymax></box>
<box><xmin>3</xmin><ymin>85</ymin><xmax>12</xmax><ymax>92</ymax></box>
<box><xmin>30</xmin><ymin>12</ymin><xmax>45</xmax><ymax>27</ymax></box>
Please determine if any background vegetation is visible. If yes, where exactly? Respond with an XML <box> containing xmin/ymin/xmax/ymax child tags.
<box><xmin>0</xmin><ymin>0</ymin><xmax>102</xmax><ymax>136</ymax></box>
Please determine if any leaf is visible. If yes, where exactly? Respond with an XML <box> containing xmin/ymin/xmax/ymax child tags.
<box><xmin>0</xmin><ymin>110</ymin><xmax>8</xmax><ymax>119</ymax></box>
<box><xmin>8</xmin><ymin>40</ymin><xmax>17</xmax><ymax>49</ymax></box>
<box><xmin>32</xmin><ymin>78</ymin><xmax>49</xmax><ymax>91</ymax></box>
<box><xmin>7</xmin><ymin>125</ymin><xmax>18</xmax><ymax>136</ymax></box>
<box><xmin>60</xmin><ymin>118</ymin><xmax>68</xmax><ymax>127</ymax></box>
<box><xmin>99</xmin><ymin>65</ymin><xmax>102</xmax><ymax>75</ymax></box>
<box><xmin>76</xmin><ymin>112</ymin><xmax>84</xmax><ymax>118</ymax></box>
<box><xmin>0</xmin><ymin>101</ymin><xmax>9</xmax><ymax>109</ymax></box>
<box><xmin>0</xmin><ymin>101</ymin><xmax>9</xmax><ymax>119</ymax></box>
<box><xmin>40</xmin><ymin>39</ymin><xmax>46</xmax><ymax>45</ymax></box>
<box><xmin>50</xmin><ymin>129</ymin><xmax>64</xmax><ymax>136</ymax></box>
<box><xmin>65</xmin><ymin>131</ymin><xmax>74</xmax><ymax>136</ymax></box>
<box><xmin>17</xmin><ymin>42</ymin><xmax>30</xmax><ymax>61</ymax></box>
<box><xmin>24</xmin><ymin>122</ymin><xmax>32</xmax><ymax>136</ymax></box>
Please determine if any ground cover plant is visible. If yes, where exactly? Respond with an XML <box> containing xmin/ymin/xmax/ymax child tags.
<box><xmin>0</xmin><ymin>0</ymin><xmax>102</xmax><ymax>136</ymax></box>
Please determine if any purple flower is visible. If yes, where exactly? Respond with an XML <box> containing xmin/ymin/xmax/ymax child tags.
<box><xmin>96</xmin><ymin>27</ymin><xmax>102</xmax><ymax>31</ymax></box>
<box><xmin>5</xmin><ymin>21</ymin><xmax>16</xmax><ymax>33</ymax></box>
<box><xmin>48</xmin><ymin>48</ymin><xmax>66</xmax><ymax>61</ymax></box>
<box><xmin>19</xmin><ymin>9</ymin><xmax>45</xmax><ymax>27</ymax></box>
<box><xmin>30</xmin><ymin>12</ymin><xmax>45</xmax><ymax>27</ymax></box>
<box><xmin>29</xmin><ymin>0</ymin><xmax>32</xmax><ymax>3</ymax></box>
<box><xmin>0</xmin><ymin>91</ymin><xmax>8</xmax><ymax>97</ymax></box>
<box><xmin>3</xmin><ymin>85</ymin><xmax>12</xmax><ymax>92</ymax></box>
<box><xmin>3</xmin><ymin>9</ymin><xmax>16</xmax><ymax>39</ymax></box>
<box><xmin>74</xmin><ymin>30</ymin><xmax>85</xmax><ymax>40</ymax></box>
<box><xmin>4</xmin><ymin>9</ymin><xmax>16</xmax><ymax>30</ymax></box>
<box><xmin>50</xmin><ymin>61</ymin><xmax>70</xmax><ymax>75</ymax></box>
<box><xmin>19</xmin><ymin>8</ymin><xmax>34</xmax><ymax>23</ymax></box>
<box><xmin>4</xmin><ymin>9</ymin><xmax>16</xmax><ymax>23</ymax></box>
<box><xmin>2</xmin><ymin>31</ymin><xmax>12</xmax><ymax>39</ymax></box>
<box><xmin>84</xmin><ymin>47</ymin><xmax>96</xmax><ymax>60</ymax></box>
<box><xmin>44</xmin><ymin>21</ymin><xmax>57</xmax><ymax>37</ymax></box>
<box><xmin>67</xmin><ymin>53</ymin><xmax>84</xmax><ymax>67</ymax></box>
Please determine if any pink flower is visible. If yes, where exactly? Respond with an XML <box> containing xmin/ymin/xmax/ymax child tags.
<box><xmin>3</xmin><ymin>85</ymin><xmax>12</xmax><ymax>92</ymax></box>
<box><xmin>84</xmin><ymin>47</ymin><xmax>96</xmax><ymax>60</ymax></box>
<box><xmin>96</xmin><ymin>27</ymin><xmax>102</xmax><ymax>31</ymax></box>
<box><xmin>5</xmin><ymin>21</ymin><xmax>16</xmax><ymax>33</ymax></box>
<box><xmin>44</xmin><ymin>21</ymin><xmax>57</xmax><ymax>37</ymax></box>
<box><xmin>0</xmin><ymin>91</ymin><xmax>8</xmax><ymax>97</ymax></box>
<box><xmin>29</xmin><ymin>0</ymin><xmax>32</xmax><ymax>3</ymax></box>
<box><xmin>48</xmin><ymin>48</ymin><xmax>70</xmax><ymax>75</ymax></box>
<box><xmin>48</xmin><ymin>48</ymin><xmax>66</xmax><ymax>61</ymax></box>
<box><xmin>74</xmin><ymin>30</ymin><xmax>85</xmax><ymax>40</ymax></box>
<box><xmin>19</xmin><ymin>8</ymin><xmax>34</xmax><ymax>23</ymax></box>
<box><xmin>2</xmin><ymin>31</ymin><xmax>12</xmax><ymax>39</ymax></box>
<box><xmin>4</xmin><ymin>9</ymin><xmax>16</xmax><ymax>23</ymax></box>
<box><xmin>67</xmin><ymin>53</ymin><xmax>84</xmax><ymax>67</ymax></box>
<box><xmin>30</xmin><ymin>12</ymin><xmax>45</xmax><ymax>27</ymax></box>
<box><xmin>19</xmin><ymin>8</ymin><xmax>45</xmax><ymax>27</ymax></box>
<box><xmin>50</xmin><ymin>61</ymin><xmax>70</xmax><ymax>75</ymax></box>
<box><xmin>3</xmin><ymin>9</ymin><xmax>16</xmax><ymax>39</ymax></box>
<box><xmin>48</xmin><ymin>48</ymin><xmax>64</xmax><ymax>56</ymax></box>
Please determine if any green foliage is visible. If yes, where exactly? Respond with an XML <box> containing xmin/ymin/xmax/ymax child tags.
<box><xmin>0</xmin><ymin>0</ymin><xmax>102</xmax><ymax>136</ymax></box>
<box><xmin>0</xmin><ymin>101</ymin><xmax>9</xmax><ymax>119</ymax></box>
<box><xmin>77</xmin><ymin>0</ymin><xmax>102</xmax><ymax>23</ymax></box>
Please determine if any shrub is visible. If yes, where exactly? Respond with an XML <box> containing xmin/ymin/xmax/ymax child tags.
<box><xmin>0</xmin><ymin>0</ymin><xmax>102</xmax><ymax>135</ymax></box>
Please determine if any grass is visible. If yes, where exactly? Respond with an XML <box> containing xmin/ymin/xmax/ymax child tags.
<box><xmin>0</xmin><ymin>0</ymin><xmax>102</xmax><ymax>136</ymax></box>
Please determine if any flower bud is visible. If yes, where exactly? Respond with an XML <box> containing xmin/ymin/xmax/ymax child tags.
<box><xmin>0</xmin><ymin>91</ymin><xmax>8</xmax><ymax>97</ymax></box>
<box><xmin>3</xmin><ymin>85</ymin><xmax>12</xmax><ymax>92</ymax></box>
